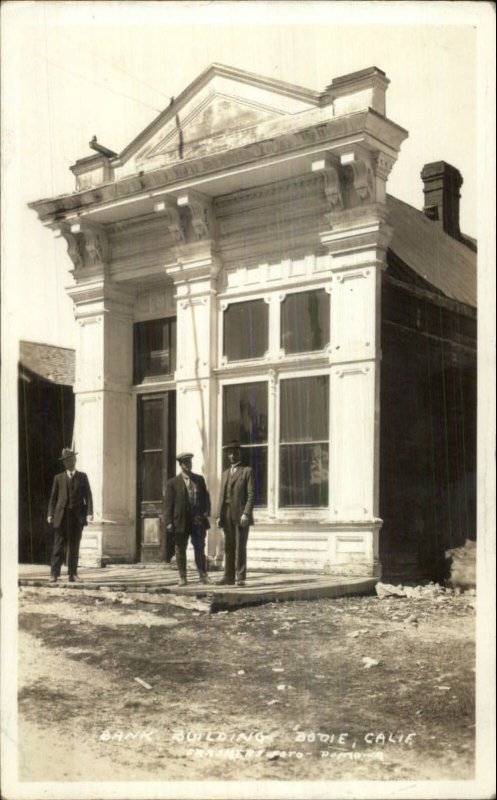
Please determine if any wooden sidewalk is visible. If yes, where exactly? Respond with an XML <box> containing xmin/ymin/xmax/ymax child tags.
<box><xmin>18</xmin><ymin>563</ymin><xmax>378</xmax><ymax>610</ymax></box>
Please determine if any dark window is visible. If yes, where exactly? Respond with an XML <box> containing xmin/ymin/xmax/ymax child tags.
<box><xmin>281</xmin><ymin>289</ymin><xmax>330</xmax><ymax>354</ymax></box>
<box><xmin>222</xmin><ymin>382</ymin><xmax>268</xmax><ymax>506</ymax></box>
<box><xmin>138</xmin><ymin>397</ymin><xmax>173</xmax><ymax>503</ymax></box>
<box><xmin>133</xmin><ymin>318</ymin><xmax>176</xmax><ymax>383</ymax></box>
<box><xmin>279</xmin><ymin>375</ymin><xmax>329</xmax><ymax>507</ymax></box>
<box><xmin>223</xmin><ymin>300</ymin><xmax>269</xmax><ymax>361</ymax></box>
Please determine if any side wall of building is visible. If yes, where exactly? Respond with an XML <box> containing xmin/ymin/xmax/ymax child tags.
<box><xmin>18</xmin><ymin>368</ymin><xmax>75</xmax><ymax>563</ymax></box>
<box><xmin>379</xmin><ymin>272</ymin><xmax>477</xmax><ymax>582</ymax></box>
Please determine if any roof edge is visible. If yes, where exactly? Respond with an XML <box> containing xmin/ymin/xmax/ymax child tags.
<box><xmin>113</xmin><ymin>63</ymin><xmax>321</xmax><ymax>166</ymax></box>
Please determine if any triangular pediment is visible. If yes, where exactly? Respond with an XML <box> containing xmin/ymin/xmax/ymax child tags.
<box><xmin>145</xmin><ymin>92</ymin><xmax>280</xmax><ymax>160</ymax></box>
<box><xmin>115</xmin><ymin>64</ymin><xmax>320</xmax><ymax>175</ymax></box>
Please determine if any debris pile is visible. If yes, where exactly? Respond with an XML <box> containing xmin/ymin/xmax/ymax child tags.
<box><xmin>445</xmin><ymin>539</ymin><xmax>476</xmax><ymax>590</ymax></box>
<box><xmin>375</xmin><ymin>582</ymin><xmax>452</xmax><ymax>599</ymax></box>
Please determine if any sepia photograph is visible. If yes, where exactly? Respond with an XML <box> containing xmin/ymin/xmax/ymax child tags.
<box><xmin>1</xmin><ymin>2</ymin><xmax>495</xmax><ymax>799</ymax></box>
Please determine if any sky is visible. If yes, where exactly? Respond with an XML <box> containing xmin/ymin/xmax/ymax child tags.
<box><xmin>1</xmin><ymin>1</ymin><xmax>486</xmax><ymax>351</ymax></box>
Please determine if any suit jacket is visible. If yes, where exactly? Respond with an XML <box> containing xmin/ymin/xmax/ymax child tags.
<box><xmin>217</xmin><ymin>465</ymin><xmax>255</xmax><ymax>526</ymax></box>
<box><xmin>48</xmin><ymin>471</ymin><xmax>93</xmax><ymax>529</ymax></box>
<box><xmin>165</xmin><ymin>472</ymin><xmax>211</xmax><ymax>535</ymax></box>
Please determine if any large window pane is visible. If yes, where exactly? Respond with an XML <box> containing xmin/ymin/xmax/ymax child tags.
<box><xmin>280</xmin><ymin>376</ymin><xmax>329</xmax><ymax>442</ymax></box>
<box><xmin>281</xmin><ymin>289</ymin><xmax>330</xmax><ymax>354</ymax></box>
<box><xmin>279</xmin><ymin>375</ymin><xmax>330</xmax><ymax>508</ymax></box>
<box><xmin>223</xmin><ymin>300</ymin><xmax>269</xmax><ymax>361</ymax></box>
<box><xmin>223</xmin><ymin>382</ymin><xmax>268</xmax><ymax>444</ymax></box>
<box><xmin>134</xmin><ymin>318</ymin><xmax>176</xmax><ymax>383</ymax></box>
<box><xmin>280</xmin><ymin>443</ymin><xmax>329</xmax><ymax>507</ymax></box>
<box><xmin>222</xmin><ymin>382</ymin><xmax>268</xmax><ymax>507</ymax></box>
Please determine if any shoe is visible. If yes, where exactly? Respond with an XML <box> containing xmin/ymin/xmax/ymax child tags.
<box><xmin>49</xmin><ymin>576</ymin><xmax>57</xmax><ymax>584</ymax></box>
<box><xmin>178</xmin><ymin>578</ymin><xmax>187</xmax><ymax>587</ymax></box>
<box><xmin>199</xmin><ymin>574</ymin><xmax>210</xmax><ymax>584</ymax></box>
<box><xmin>216</xmin><ymin>577</ymin><xmax>235</xmax><ymax>586</ymax></box>
<box><xmin>236</xmin><ymin>581</ymin><xmax>246</xmax><ymax>587</ymax></box>
<box><xmin>69</xmin><ymin>575</ymin><xmax>82</xmax><ymax>583</ymax></box>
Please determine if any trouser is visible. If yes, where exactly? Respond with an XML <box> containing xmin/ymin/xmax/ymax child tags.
<box><xmin>51</xmin><ymin>509</ymin><xmax>83</xmax><ymax>578</ymax></box>
<box><xmin>163</xmin><ymin>528</ymin><xmax>176</xmax><ymax>563</ymax></box>
<box><xmin>174</xmin><ymin>528</ymin><xmax>207</xmax><ymax>578</ymax></box>
<box><xmin>223</xmin><ymin>515</ymin><xmax>249</xmax><ymax>582</ymax></box>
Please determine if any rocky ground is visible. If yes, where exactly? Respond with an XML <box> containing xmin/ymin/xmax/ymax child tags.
<box><xmin>17</xmin><ymin>584</ymin><xmax>475</xmax><ymax>783</ymax></box>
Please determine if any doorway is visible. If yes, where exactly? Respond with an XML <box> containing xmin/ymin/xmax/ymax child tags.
<box><xmin>136</xmin><ymin>391</ymin><xmax>176</xmax><ymax>562</ymax></box>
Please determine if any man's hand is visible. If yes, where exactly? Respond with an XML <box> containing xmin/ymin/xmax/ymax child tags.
<box><xmin>240</xmin><ymin>514</ymin><xmax>249</xmax><ymax>527</ymax></box>
<box><xmin>166</xmin><ymin>523</ymin><xmax>173</xmax><ymax>532</ymax></box>
<box><xmin>216</xmin><ymin>517</ymin><xmax>223</xmax><ymax>528</ymax></box>
<box><xmin>47</xmin><ymin>516</ymin><xmax>53</xmax><ymax>524</ymax></box>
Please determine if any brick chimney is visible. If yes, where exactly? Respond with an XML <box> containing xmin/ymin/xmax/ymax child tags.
<box><xmin>421</xmin><ymin>161</ymin><xmax>463</xmax><ymax>239</ymax></box>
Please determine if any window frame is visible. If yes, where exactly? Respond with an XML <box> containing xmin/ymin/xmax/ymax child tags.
<box><xmin>279</xmin><ymin>286</ymin><xmax>331</xmax><ymax>357</ymax></box>
<box><xmin>218</xmin><ymin>374</ymin><xmax>271</xmax><ymax>510</ymax></box>
<box><xmin>275</xmin><ymin>368</ymin><xmax>331</xmax><ymax>519</ymax></box>
<box><xmin>219</xmin><ymin>295</ymin><xmax>271</xmax><ymax>366</ymax></box>
<box><xmin>218</xmin><ymin>283</ymin><xmax>332</xmax><ymax>371</ymax></box>
<box><xmin>277</xmin><ymin>371</ymin><xmax>331</xmax><ymax>510</ymax></box>
<box><xmin>218</xmin><ymin>367</ymin><xmax>331</xmax><ymax>522</ymax></box>
<box><xmin>133</xmin><ymin>316</ymin><xmax>177</xmax><ymax>386</ymax></box>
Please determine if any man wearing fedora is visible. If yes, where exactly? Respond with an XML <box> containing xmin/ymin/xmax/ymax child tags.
<box><xmin>165</xmin><ymin>452</ymin><xmax>211</xmax><ymax>586</ymax></box>
<box><xmin>216</xmin><ymin>440</ymin><xmax>255</xmax><ymax>587</ymax></box>
<box><xmin>47</xmin><ymin>448</ymin><xmax>93</xmax><ymax>583</ymax></box>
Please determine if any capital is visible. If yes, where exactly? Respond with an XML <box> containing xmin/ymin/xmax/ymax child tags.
<box><xmin>52</xmin><ymin>219</ymin><xmax>110</xmax><ymax>275</ymax></box>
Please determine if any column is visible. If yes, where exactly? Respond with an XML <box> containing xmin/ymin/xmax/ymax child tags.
<box><xmin>58</xmin><ymin>220</ymin><xmax>136</xmax><ymax>566</ymax></box>
<box><xmin>314</xmin><ymin>148</ymin><xmax>396</xmax><ymax>576</ymax></box>
<box><xmin>163</xmin><ymin>191</ymin><xmax>221</xmax><ymax>560</ymax></box>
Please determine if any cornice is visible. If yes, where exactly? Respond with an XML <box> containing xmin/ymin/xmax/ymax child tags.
<box><xmin>29</xmin><ymin>110</ymin><xmax>407</xmax><ymax>224</ymax></box>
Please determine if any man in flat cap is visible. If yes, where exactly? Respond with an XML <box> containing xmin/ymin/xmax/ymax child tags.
<box><xmin>165</xmin><ymin>452</ymin><xmax>211</xmax><ymax>586</ymax></box>
<box><xmin>216</xmin><ymin>440</ymin><xmax>255</xmax><ymax>587</ymax></box>
<box><xmin>47</xmin><ymin>448</ymin><xmax>93</xmax><ymax>583</ymax></box>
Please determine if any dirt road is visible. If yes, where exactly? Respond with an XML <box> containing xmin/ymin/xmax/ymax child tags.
<box><xmin>17</xmin><ymin>586</ymin><xmax>475</xmax><ymax>782</ymax></box>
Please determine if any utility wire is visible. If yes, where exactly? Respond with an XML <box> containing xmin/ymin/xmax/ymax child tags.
<box><xmin>71</xmin><ymin>37</ymin><xmax>172</xmax><ymax>102</ymax></box>
<box><xmin>32</xmin><ymin>52</ymin><xmax>164</xmax><ymax>113</ymax></box>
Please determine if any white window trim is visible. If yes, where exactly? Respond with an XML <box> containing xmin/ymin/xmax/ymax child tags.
<box><xmin>217</xmin><ymin>374</ymin><xmax>270</xmax><ymax>505</ymax></box>
<box><xmin>218</xmin><ymin>284</ymin><xmax>333</xmax><ymax>370</ymax></box>
<box><xmin>218</xmin><ymin>366</ymin><xmax>331</xmax><ymax>522</ymax></box>
<box><xmin>279</xmin><ymin>284</ymin><xmax>332</xmax><ymax>359</ymax></box>
<box><xmin>218</xmin><ymin>293</ymin><xmax>272</xmax><ymax>367</ymax></box>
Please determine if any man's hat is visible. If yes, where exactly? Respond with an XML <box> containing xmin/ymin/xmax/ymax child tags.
<box><xmin>222</xmin><ymin>440</ymin><xmax>242</xmax><ymax>451</ymax></box>
<box><xmin>176</xmin><ymin>451</ymin><xmax>194</xmax><ymax>463</ymax></box>
<box><xmin>59</xmin><ymin>448</ymin><xmax>77</xmax><ymax>460</ymax></box>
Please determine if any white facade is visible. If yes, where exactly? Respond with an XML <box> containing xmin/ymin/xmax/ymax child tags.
<box><xmin>30</xmin><ymin>64</ymin><xmax>408</xmax><ymax>576</ymax></box>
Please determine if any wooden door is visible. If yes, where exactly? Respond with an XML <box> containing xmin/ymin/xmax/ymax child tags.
<box><xmin>137</xmin><ymin>392</ymin><xmax>176</xmax><ymax>562</ymax></box>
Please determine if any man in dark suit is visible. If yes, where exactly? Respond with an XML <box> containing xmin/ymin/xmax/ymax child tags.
<box><xmin>47</xmin><ymin>448</ymin><xmax>93</xmax><ymax>583</ymax></box>
<box><xmin>216</xmin><ymin>440</ymin><xmax>255</xmax><ymax>587</ymax></box>
<box><xmin>165</xmin><ymin>452</ymin><xmax>211</xmax><ymax>586</ymax></box>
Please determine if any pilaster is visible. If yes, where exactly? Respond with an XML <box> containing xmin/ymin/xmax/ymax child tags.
<box><xmin>314</xmin><ymin>151</ymin><xmax>395</xmax><ymax>577</ymax></box>
<box><xmin>163</xmin><ymin>194</ymin><xmax>221</xmax><ymax>559</ymax></box>
<box><xmin>59</xmin><ymin>219</ymin><xmax>136</xmax><ymax>566</ymax></box>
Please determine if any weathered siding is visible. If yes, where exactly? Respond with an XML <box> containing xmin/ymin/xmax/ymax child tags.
<box><xmin>18</xmin><ymin>367</ymin><xmax>75</xmax><ymax>563</ymax></box>
<box><xmin>379</xmin><ymin>274</ymin><xmax>477</xmax><ymax>582</ymax></box>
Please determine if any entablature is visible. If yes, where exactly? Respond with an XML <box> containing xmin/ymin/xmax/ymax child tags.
<box><xmin>29</xmin><ymin>109</ymin><xmax>407</xmax><ymax>229</ymax></box>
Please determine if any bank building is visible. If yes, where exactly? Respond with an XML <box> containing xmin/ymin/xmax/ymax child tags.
<box><xmin>29</xmin><ymin>65</ymin><xmax>476</xmax><ymax>582</ymax></box>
